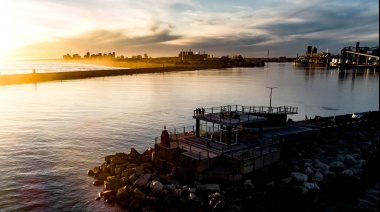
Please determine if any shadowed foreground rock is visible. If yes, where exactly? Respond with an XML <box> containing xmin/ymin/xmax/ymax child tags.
<box><xmin>87</xmin><ymin>116</ymin><xmax>379</xmax><ymax>211</ymax></box>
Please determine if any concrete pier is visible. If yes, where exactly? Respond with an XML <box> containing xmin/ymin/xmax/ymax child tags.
<box><xmin>152</xmin><ymin>109</ymin><xmax>378</xmax><ymax>183</ymax></box>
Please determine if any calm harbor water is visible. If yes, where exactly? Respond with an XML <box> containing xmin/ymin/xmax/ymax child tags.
<box><xmin>0</xmin><ymin>62</ymin><xmax>378</xmax><ymax>211</ymax></box>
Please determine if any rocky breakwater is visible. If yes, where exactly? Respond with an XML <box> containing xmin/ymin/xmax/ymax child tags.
<box><xmin>87</xmin><ymin>147</ymin><xmax>235</xmax><ymax>211</ymax></box>
<box><xmin>87</xmin><ymin>115</ymin><xmax>379</xmax><ymax>211</ymax></box>
<box><xmin>257</xmin><ymin>120</ymin><xmax>380</xmax><ymax>211</ymax></box>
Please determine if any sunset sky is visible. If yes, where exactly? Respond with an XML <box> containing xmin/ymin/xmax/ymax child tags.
<box><xmin>0</xmin><ymin>0</ymin><xmax>378</xmax><ymax>60</ymax></box>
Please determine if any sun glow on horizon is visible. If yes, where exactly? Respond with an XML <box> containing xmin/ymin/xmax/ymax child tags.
<box><xmin>0</xmin><ymin>0</ymin><xmax>378</xmax><ymax>60</ymax></box>
<box><xmin>0</xmin><ymin>2</ymin><xmax>49</xmax><ymax>60</ymax></box>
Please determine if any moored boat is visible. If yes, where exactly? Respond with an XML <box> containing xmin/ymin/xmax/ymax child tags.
<box><xmin>292</xmin><ymin>57</ymin><xmax>309</xmax><ymax>66</ymax></box>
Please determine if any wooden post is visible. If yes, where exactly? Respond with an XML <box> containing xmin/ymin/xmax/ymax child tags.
<box><xmin>196</xmin><ymin>119</ymin><xmax>200</xmax><ymax>137</ymax></box>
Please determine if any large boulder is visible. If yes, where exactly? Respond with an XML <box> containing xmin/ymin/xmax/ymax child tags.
<box><xmin>312</xmin><ymin>171</ymin><xmax>324</xmax><ymax>182</ymax></box>
<box><xmin>345</xmin><ymin>155</ymin><xmax>357</xmax><ymax>166</ymax></box>
<box><xmin>93</xmin><ymin>179</ymin><xmax>103</xmax><ymax>186</ymax></box>
<box><xmin>291</xmin><ymin>172</ymin><xmax>308</xmax><ymax>184</ymax></box>
<box><xmin>304</xmin><ymin>167</ymin><xmax>314</xmax><ymax>175</ymax></box>
<box><xmin>138</xmin><ymin>154</ymin><xmax>151</xmax><ymax>163</ymax></box>
<box><xmin>106</xmin><ymin>176</ymin><xmax>120</xmax><ymax>184</ymax></box>
<box><xmin>140</xmin><ymin>162</ymin><xmax>153</xmax><ymax>169</ymax></box>
<box><xmin>111</xmin><ymin>156</ymin><xmax>125</xmax><ymax>165</ymax></box>
<box><xmin>119</xmin><ymin>176</ymin><xmax>130</xmax><ymax>186</ymax></box>
<box><xmin>134</xmin><ymin>166</ymin><xmax>145</xmax><ymax>176</ymax></box>
<box><xmin>102</xmin><ymin>190</ymin><xmax>115</xmax><ymax>200</ymax></box>
<box><xmin>303</xmin><ymin>182</ymin><xmax>321</xmax><ymax>191</ymax></box>
<box><xmin>104</xmin><ymin>180</ymin><xmax>120</xmax><ymax>192</ymax></box>
<box><xmin>97</xmin><ymin>172</ymin><xmax>110</xmax><ymax>182</ymax></box>
<box><xmin>88</xmin><ymin>166</ymin><xmax>100</xmax><ymax>176</ymax></box>
<box><xmin>133</xmin><ymin>173</ymin><xmax>151</xmax><ymax>188</ymax></box>
<box><xmin>314</xmin><ymin>161</ymin><xmax>330</xmax><ymax>171</ymax></box>
<box><xmin>116</xmin><ymin>185</ymin><xmax>129</xmax><ymax>199</ymax></box>
<box><xmin>106</xmin><ymin>164</ymin><xmax>115</xmax><ymax>175</ymax></box>
<box><xmin>133</xmin><ymin>188</ymin><xmax>147</xmax><ymax>201</ymax></box>
<box><xmin>129</xmin><ymin>148</ymin><xmax>140</xmax><ymax>158</ymax></box>
<box><xmin>150</xmin><ymin>180</ymin><xmax>164</xmax><ymax>193</ymax></box>
<box><xmin>329</xmin><ymin>161</ymin><xmax>345</xmax><ymax>173</ymax></box>
<box><xmin>166</xmin><ymin>184</ymin><xmax>176</xmax><ymax>191</ymax></box>
<box><xmin>142</xmin><ymin>147</ymin><xmax>154</xmax><ymax>157</ymax></box>
<box><xmin>105</xmin><ymin>155</ymin><xmax>115</xmax><ymax>164</ymax></box>
<box><xmin>114</xmin><ymin>167</ymin><xmax>123</xmax><ymax>175</ymax></box>
<box><xmin>121</xmin><ymin>168</ymin><xmax>136</xmax><ymax>178</ymax></box>
<box><xmin>339</xmin><ymin>169</ymin><xmax>354</xmax><ymax>177</ymax></box>
<box><xmin>293</xmin><ymin>185</ymin><xmax>308</xmax><ymax>194</ymax></box>
<box><xmin>129</xmin><ymin>173</ymin><xmax>138</xmax><ymax>183</ymax></box>
<box><xmin>116</xmin><ymin>152</ymin><xmax>132</xmax><ymax>161</ymax></box>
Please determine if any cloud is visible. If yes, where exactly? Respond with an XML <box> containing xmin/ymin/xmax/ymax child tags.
<box><xmin>8</xmin><ymin>29</ymin><xmax>183</xmax><ymax>59</ymax></box>
<box><xmin>3</xmin><ymin>0</ymin><xmax>379</xmax><ymax>59</ymax></box>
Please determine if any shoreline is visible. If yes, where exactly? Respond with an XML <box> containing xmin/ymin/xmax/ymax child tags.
<box><xmin>0</xmin><ymin>58</ymin><xmax>267</xmax><ymax>85</ymax></box>
<box><xmin>0</xmin><ymin>65</ymin><xmax>223</xmax><ymax>85</ymax></box>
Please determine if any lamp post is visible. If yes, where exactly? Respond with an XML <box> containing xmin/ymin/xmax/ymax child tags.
<box><xmin>266</xmin><ymin>86</ymin><xmax>277</xmax><ymax>111</ymax></box>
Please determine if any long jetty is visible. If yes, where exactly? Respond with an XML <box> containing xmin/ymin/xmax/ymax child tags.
<box><xmin>0</xmin><ymin>66</ymin><xmax>210</xmax><ymax>85</ymax></box>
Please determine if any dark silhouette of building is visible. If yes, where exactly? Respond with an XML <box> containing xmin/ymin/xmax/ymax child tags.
<box><xmin>340</xmin><ymin>42</ymin><xmax>379</xmax><ymax>66</ymax></box>
<box><xmin>179</xmin><ymin>49</ymin><xmax>208</xmax><ymax>61</ymax></box>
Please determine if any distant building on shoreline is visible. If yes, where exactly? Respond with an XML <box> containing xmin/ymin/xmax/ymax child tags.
<box><xmin>178</xmin><ymin>49</ymin><xmax>209</xmax><ymax>61</ymax></box>
<box><xmin>63</xmin><ymin>52</ymin><xmax>116</xmax><ymax>60</ymax></box>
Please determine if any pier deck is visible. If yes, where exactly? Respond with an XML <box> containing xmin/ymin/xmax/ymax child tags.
<box><xmin>153</xmin><ymin>110</ymin><xmax>378</xmax><ymax>182</ymax></box>
<box><xmin>163</xmin><ymin>123</ymin><xmax>314</xmax><ymax>161</ymax></box>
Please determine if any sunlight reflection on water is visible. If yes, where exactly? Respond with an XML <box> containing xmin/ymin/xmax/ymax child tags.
<box><xmin>0</xmin><ymin>62</ymin><xmax>378</xmax><ymax>211</ymax></box>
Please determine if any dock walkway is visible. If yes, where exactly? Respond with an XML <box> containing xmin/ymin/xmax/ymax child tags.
<box><xmin>153</xmin><ymin>109</ymin><xmax>378</xmax><ymax>182</ymax></box>
<box><xmin>162</xmin><ymin>124</ymin><xmax>314</xmax><ymax>161</ymax></box>
<box><xmin>160</xmin><ymin>111</ymin><xmax>375</xmax><ymax>162</ymax></box>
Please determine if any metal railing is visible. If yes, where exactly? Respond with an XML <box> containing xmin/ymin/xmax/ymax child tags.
<box><xmin>193</xmin><ymin>105</ymin><xmax>298</xmax><ymax>119</ymax></box>
<box><xmin>221</xmin><ymin>135</ymin><xmax>282</xmax><ymax>161</ymax></box>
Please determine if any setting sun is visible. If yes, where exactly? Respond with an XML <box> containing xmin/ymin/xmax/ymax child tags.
<box><xmin>0</xmin><ymin>2</ymin><xmax>22</xmax><ymax>59</ymax></box>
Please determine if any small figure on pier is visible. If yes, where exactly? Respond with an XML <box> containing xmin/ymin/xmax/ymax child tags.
<box><xmin>304</xmin><ymin>115</ymin><xmax>308</xmax><ymax>122</ymax></box>
<box><xmin>201</xmin><ymin>107</ymin><xmax>205</xmax><ymax>117</ymax></box>
<box><xmin>160</xmin><ymin>125</ymin><xmax>170</xmax><ymax>147</ymax></box>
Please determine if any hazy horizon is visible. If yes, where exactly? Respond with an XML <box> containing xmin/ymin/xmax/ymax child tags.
<box><xmin>1</xmin><ymin>0</ymin><xmax>378</xmax><ymax>60</ymax></box>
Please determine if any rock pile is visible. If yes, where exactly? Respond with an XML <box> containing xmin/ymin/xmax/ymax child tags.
<box><xmin>87</xmin><ymin>147</ymin><xmax>233</xmax><ymax>211</ymax></box>
<box><xmin>87</xmin><ymin>120</ymin><xmax>378</xmax><ymax>211</ymax></box>
<box><xmin>246</xmin><ymin>124</ymin><xmax>379</xmax><ymax>211</ymax></box>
